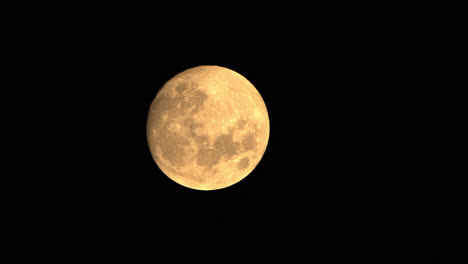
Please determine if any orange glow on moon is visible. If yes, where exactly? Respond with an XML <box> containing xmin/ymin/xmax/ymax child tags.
<box><xmin>147</xmin><ymin>65</ymin><xmax>269</xmax><ymax>190</ymax></box>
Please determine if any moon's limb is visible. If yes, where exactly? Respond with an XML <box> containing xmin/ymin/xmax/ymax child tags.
<box><xmin>147</xmin><ymin>65</ymin><xmax>269</xmax><ymax>190</ymax></box>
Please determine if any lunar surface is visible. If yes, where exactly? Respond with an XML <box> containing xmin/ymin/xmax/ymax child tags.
<box><xmin>147</xmin><ymin>65</ymin><xmax>269</xmax><ymax>190</ymax></box>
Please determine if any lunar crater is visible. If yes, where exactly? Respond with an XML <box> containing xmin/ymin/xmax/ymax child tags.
<box><xmin>214</xmin><ymin>133</ymin><xmax>239</xmax><ymax>158</ymax></box>
<box><xmin>196</xmin><ymin>148</ymin><xmax>221</xmax><ymax>167</ymax></box>
<box><xmin>237</xmin><ymin>157</ymin><xmax>250</xmax><ymax>170</ymax></box>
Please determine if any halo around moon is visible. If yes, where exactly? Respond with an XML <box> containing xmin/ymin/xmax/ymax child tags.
<box><xmin>147</xmin><ymin>65</ymin><xmax>269</xmax><ymax>190</ymax></box>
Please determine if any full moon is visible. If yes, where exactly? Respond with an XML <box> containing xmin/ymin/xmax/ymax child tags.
<box><xmin>147</xmin><ymin>65</ymin><xmax>270</xmax><ymax>190</ymax></box>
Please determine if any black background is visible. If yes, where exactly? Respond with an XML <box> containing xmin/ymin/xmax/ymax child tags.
<box><xmin>2</xmin><ymin>3</ymin><xmax>459</xmax><ymax>262</ymax></box>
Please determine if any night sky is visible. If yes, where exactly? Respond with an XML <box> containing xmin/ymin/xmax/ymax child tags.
<box><xmin>3</xmin><ymin>3</ymin><xmax>451</xmax><ymax>262</ymax></box>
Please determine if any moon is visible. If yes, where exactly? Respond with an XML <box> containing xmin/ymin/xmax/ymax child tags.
<box><xmin>147</xmin><ymin>65</ymin><xmax>269</xmax><ymax>190</ymax></box>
